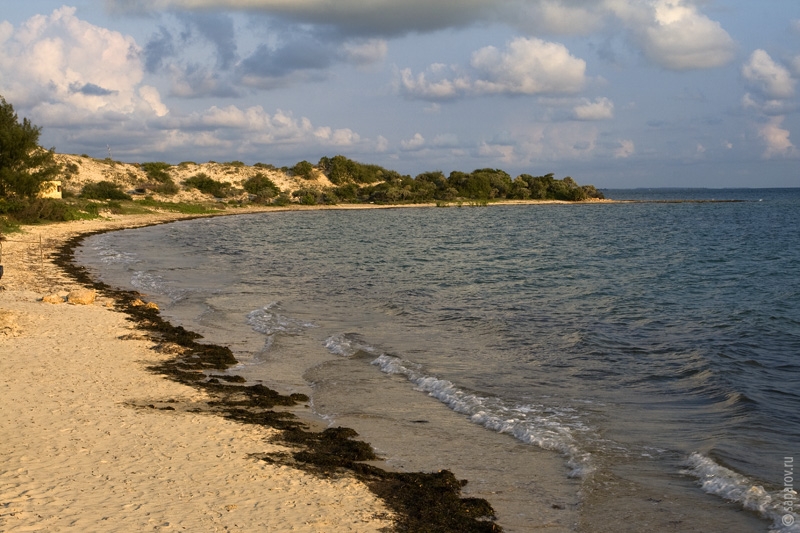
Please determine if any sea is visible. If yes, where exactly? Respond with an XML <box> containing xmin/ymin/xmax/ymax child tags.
<box><xmin>76</xmin><ymin>188</ymin><xmax>800</xmax><ymax>533</ymax></box>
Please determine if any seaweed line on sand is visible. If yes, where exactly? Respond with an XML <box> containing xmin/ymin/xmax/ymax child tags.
<box><xmin>52</xmin><ymin>226</ymin><xmax>502</xmax><ymax>533</ymax></box>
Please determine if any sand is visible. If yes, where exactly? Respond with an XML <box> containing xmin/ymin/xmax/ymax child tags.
<box><xmin>0</xmin><ymin>212</ymin><xmax>394</xmax><ymax>532</ymax></box>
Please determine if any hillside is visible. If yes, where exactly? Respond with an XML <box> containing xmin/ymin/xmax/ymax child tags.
<box><xmin>54</xmin><ymin>154</ymin><xmax>331</xmax><ymax>202</ymax></box>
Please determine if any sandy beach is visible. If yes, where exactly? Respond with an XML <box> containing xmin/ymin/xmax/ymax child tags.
<box><xmin>0</xmin><ymin>211</ymin><xmax>396</xmax><ymax>532</ymax></box>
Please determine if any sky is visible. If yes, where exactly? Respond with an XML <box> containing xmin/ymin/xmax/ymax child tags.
<box><xmin>1</xmin><ymin>1</ymin><xmax>799</xmax><ymax>188</ymax></box>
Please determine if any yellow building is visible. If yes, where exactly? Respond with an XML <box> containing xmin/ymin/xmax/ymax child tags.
<box><xmin>38</xmin><ymin>181</ymin><xmax>63</xmax><ymax>199</ymax></box>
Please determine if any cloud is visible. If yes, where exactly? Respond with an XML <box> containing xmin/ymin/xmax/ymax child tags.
<box><xmin>106</xmin><ymin>0</ymin><xmax>498</xmax><ymax>37</ymax></box>
<box><xmin>401</xmin><ymin>133</ymin><xmax>426</xmax><ymax>151</ymax></box>
<box><xmin>70</xmin><ymin>82</ymin><xmax>118</xmax><ymax>96</ymax></box>
<box><xmin>399</xmin><ymin>37</ymin><xmax>586</xmax><ymax>101</ymax></box>
<box><xmin>507</xmin><ymin>1</ymin><xmax>606</xmax><ymax>35</ymax></box>
<box><xmin>167</xmin><ymin>63</ymin><xmax>241</xmax><ymax>97</ymax></box>
<box><xmin>142</xmin><ymin>13</ymin><xmax>243</xmax><ymax>96</ymax></box>
<box><xmin>432</xmin><ymin>133</ymin><xmax>460</xmax><ymax>148</ymax></box>
<box><xmin>470</xmin><ymin>37</ymin><xmax>587</xmax><ymax>95</ymax></box>
<box><xmin>609</xmin><ymin>0</ymin><xmax>735</xmax><ymax>70</ymax></box>
<box><xmin>474</xmin><ymin>121</ymin><xmax>604</xmax><ymax>165</ymax></box>
<box><xmin>742</xmin><ymin>49</ymin><xmax>796</xmax><ymax>100</ymax></box>
<box><xmin>0</xmin><ymin>6</ymin><xmax>168</xmax><ymax>118</ymax></box>
<box><xmin>398</xmin><ymin>65</ymin><xmax>471</xmax><ymax>101</ymax></box>
<box><xmin>144</xmin><ymin>26</ymin><xmax>176</xmax><ymax>73</ymax></box>
<box><xmin>137</xmin><ymin>104</ymin><xmax>379</xmax><ymax>160</ymax></box>
<box><xmin>339</xmin><ymin>39</ymin><xmax>388</xmax><ymax>66</ymax></box>
<box><xmin>179</xmin><ymin>12</ymin><xmax>238</xmax><ymax>70</ymax></box>
<box><xmin>758</xmin><ymin>116</ymin><xmax>795</xmax><ymax>158</ymax></box>
<box><xmin>614</xmin><ymin>139</ymin><xmax>635</xmax><ymax>158</ymax></box>
<box><xmin>573</xmin><ymin>97</ymin><xmax>614</xmax><ymax>120</ymax></box>
<box><xmin>238</xmin><ymin>40</ymin><xmax>335</xmax><ymax>88</ymax></box>
<box><xmin>0</xmin><ymin>7</ymin><xmax>377</xmax><ymax>162</ymax></box>
<box><xmin>108</xmin><ymin>0</ymin><xmax>736</xmax><ymax>74</ymax></box>
<box><xmin>144</xmin><ymin>14</ymin><xmax>378</xmax><ymax>94</ymax></box>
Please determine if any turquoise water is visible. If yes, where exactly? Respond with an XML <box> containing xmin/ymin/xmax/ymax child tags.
<box><xmin>78</xmin><ymin>189</ymin><xmax>800</xmax><ymax>532</ymax></box>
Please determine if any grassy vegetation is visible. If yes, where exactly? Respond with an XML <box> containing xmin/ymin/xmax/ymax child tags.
<box><xmin>0</xmin><ymin>198</ymin><xmax>100</xmax><ymax>225</ymax></box>
<box><xmin>80</xmin><ymin>181</ymin><xmax>132</xmax><ymax>201</ymax></box>
<box><xmin>133</xmin><ymin>198</ymin><xmax>221</xmax><ymax>214</ymax></box>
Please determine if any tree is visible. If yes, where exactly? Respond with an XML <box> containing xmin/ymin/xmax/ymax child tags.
<box><xmin>0</xmin><ymin>96</ymin><xmax>59</xmax><ymax>198</ymax></box>
<box><xmin>291</xmin><ymin>160</ymin><xmax>315</xmax><ymax>180</ymax></box>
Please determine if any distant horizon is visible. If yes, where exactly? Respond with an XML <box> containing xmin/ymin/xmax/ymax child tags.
<box><xmin>2</xmin><ymin>2</ymin><xmax>799</xmax><ymax>189</ymax></box>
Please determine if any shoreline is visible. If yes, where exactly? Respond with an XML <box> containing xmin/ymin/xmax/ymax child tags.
<box><xmin>1</xmin><ymin>206</ymin><xmax>507</xmax><ymax>532</ymax></box>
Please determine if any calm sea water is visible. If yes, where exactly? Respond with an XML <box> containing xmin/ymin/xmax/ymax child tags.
<box><xmin>77</xmin><ymin>189</ymin><xmax>800</xmax><ymax>532</ymax></box>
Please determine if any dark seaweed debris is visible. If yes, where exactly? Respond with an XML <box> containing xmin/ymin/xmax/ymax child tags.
<box><xmin>53</xmin><ymin>226</ymin><xmax>502</xmax><ymax>533</ymax></box>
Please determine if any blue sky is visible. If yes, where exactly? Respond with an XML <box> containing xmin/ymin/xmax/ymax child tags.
<box><xmin>1</xmin><ymin>1</ymin><xmax>798</xmax><ymax>187</ymax></box>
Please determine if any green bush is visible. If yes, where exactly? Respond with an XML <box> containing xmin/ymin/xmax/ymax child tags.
<box><xmin>243</xmin><ymin>173</ymin><xmax>280</xmax><ymax>197</ymax></box>
<box><xmin>332</xmin><ymin>183</ymin><xmax>361</xmax><ymax>202</ymax></box>
<box><xmin>272</xmin><ymin>193</ymin><xmax>291</xmax><ymax>206</ymax></box>
<box><xmin>183</xmin><ymin>173</ymin><xmax>230</xmax><ymax>198</ymax></box>
<box><xmin>292</xmin><ymin>188</ymin><xmax>320</xmax><ymax>205</ymax></box>
<box><xmin>0</xmin><ymin>216</ymin><xmax>21</xmax><ymax>233</ymax></box>
<box><xmin>81</xmin><ymin>181</ymin><xmax>132</xmax><ymax>201</ymax></box>
<box><xmin>153</xmin><ymin>179</ymin><xmax>179</xmax><ymax>195</ymax></box>
<box><xmin>141</xmin><ymin>162</ymin><xmax>172</xmax><ymax>183</ymax></box>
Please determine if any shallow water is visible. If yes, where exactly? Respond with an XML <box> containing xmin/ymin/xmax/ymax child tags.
<box><xmin>77</xmin><ymin>189</ymin><xmax>800</xmax><ymax>532</ymax></box>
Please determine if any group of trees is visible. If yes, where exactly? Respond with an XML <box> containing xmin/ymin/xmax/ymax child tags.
<box><xmin>309</xmin><ymin>157</ymin><xmax>604</xmax><ymax>205</ymax></box>
<box><xmin>1</xmin><ymin>94</ymin><xmax>603</xmax><ymax>211</ymax></box>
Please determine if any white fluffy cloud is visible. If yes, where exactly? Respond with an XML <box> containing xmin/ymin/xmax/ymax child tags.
<box><xmin>400</xmin><ymin>37</ymin><xmax>586</xmax><ymax>101</ymax></box>
<box><xmin>398</xmin><ymin>65</ymin><xmax>471</xmax><ymax>101</ymax></box>
<box><xmin>573</xmin><ymin>97</ymin><xmax>614</xmax><ymax>120</ymax></box>
<box><xmin>470</xmin><ymin>37</ymin><xmax>586</xmax><ymax>95</ymax></box>
<box><xmin>0</xmin><ymin>7</ymin><xmax>167</xmax><ymax>118</ymax></box>
<box><xmin>758</xmin><ymin>116</ymin><xmax>795</xmax><ymax>159</ymax></box>
<box><xmin>401</xmin><ymin>133</ymin><xmax>426</xmax><ymax>151</ymax></box>
<box><xmin>742</xmin><ymin>49</ymin><xmax>796</xmax><ymax>100</ymax></box>
<box><xmin>0</xmin><ymin>8</ymin><xmax>380</xmax><ymax>162</ymax></box>
<box><xmin>608</xmin><ymin>0</ymin><xmax>735</xmax><ymax>70</ymax></box>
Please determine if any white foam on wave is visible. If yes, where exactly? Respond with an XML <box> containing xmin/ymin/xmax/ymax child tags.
<box><xmin>323</xmin><ymin>333</ymin><xmax>377</xmax><ymax>358</ymax></box>
<box><xmin>247</xmin><ymin>303</ymin><xmax>316</xmax><ymax>344</ymax></box>
<box><xmin>85</xmin><ymin>235</ymin><xmax>136</xmax><ymax>265</ymax></box>
<box><xmin>371</xmin><ymin>353</ymin><xmax>595</xmax><ymax>478</ymax></box>
<box><xmin>683</xmin><ymin>452</ymin><xmax>799</xmax><ymax>533</ymax></box>
<box><xmin>130</xmin><ymin>270</ymin><xmax>188</xmax><ymax>302</ymax></box>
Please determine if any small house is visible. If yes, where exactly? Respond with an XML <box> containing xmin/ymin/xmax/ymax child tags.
<box><xmin>38</xmin><ymin>181</ymin><xmax>63</xmax><ymax>199</ymax></box>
